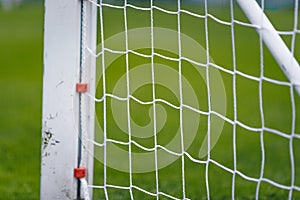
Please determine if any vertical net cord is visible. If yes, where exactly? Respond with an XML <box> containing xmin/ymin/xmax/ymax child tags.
<box><xmin>289</xmin><ymin>90</ymin><xmax>296</xmax><ymax>200</ymax></box>
<box><xmin>176</xmin><ymin>0</ymin><xmax>186</xmax><ymax>199</ymax></box>
<box><xmin>149</xmin><ymin>0</ymin><xmax>160</xmax><ymax>199</ymax></box>
<box><xmin>288</xmin><ymin>1</ymin><xmax>299</xmax><ymax>199</ymax></box>
<box><xmin>98</xmin><ymin>0</ymin><xmax>109</xmax><ymax>198</ymax></box>
<box><xmin>256</xmin><ymin>1</ymin><xmax>266</xmax><ymax>199</ymax></box>
<box><xmin>78</xmin><ymin>0</ymin><xmax>87</xmax><ymax>198</ymax></box>
<box><xmin>204</xmin><ymin>0</ymin><xmax>211</xmax><ymax>199</ymax></box>
<box><xmin>80</xmin><ymin>0</ymin><xmax>88</xmax><ymax>169</ymax></box>
<box><xmin>229</xmin><ymin>0</ymin><xmax>237</xmax><ymax>199</ymax></box>
<box><xmin>123</xmin><ymin>1</ymin><xmax>134</xmax><ymax>199</ymax></box>
<box><xmin>289</xmin><ymin>78</ymin><xmax>296</xmax><ymax>200</ymax></box>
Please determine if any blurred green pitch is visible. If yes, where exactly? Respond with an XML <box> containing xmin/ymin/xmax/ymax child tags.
<box><xmin>0</xmin><ymin>4</ymin><xmax>43</xmax><ymax>199</ymax></box>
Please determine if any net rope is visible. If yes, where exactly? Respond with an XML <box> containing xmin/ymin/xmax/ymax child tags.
<box><xmin>79</xmin><ymin>0</ymin><xmax>300</xmax><ymax>199</ymax></box>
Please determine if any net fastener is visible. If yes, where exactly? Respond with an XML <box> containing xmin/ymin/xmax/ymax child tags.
<box><xmin>74</xmin><ymin>167</ymin><xmax>86</xmax><ymax>178</ymax></box>
<box><xmin>76</xmin><ymin>83</ymin><xmax>88</xmax><ymax>93</ymax></box>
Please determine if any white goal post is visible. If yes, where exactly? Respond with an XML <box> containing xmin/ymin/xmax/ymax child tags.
<box><xmin>41</xmin><ymin>0</ymin><xmax>300</xmax><ymax>199</ymax></box>
<box><xmin>236</xmin><ymin>0</ymin><xmax>300</xmax><ymax>95</ymax></box>
<box><xmin>41</xmin><ymin>0</ymin><xmax>96</xmax><ymax>199</ymax></box>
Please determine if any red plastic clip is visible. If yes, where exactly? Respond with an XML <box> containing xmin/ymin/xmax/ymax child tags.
<box><xmin>76</xmin><ymin>83</ymin><xmax>88</xmax><ymax>93</ymax></box>
<box><xmin>74</xmin><ymin>167</ymin><xmax>86</xmax><ymax>178</ymax></box>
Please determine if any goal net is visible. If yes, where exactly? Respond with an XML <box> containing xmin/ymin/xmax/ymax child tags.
<box><xmin>41</xmin><ymin>0</ymin><xmax>300</xmax><ymax>199</ymax></box>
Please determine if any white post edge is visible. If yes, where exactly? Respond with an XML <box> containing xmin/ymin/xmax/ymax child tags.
<box><xmin>236</xmin><ymin>0</ymin><xmax>300</xmax><ymax>95</ymax></box>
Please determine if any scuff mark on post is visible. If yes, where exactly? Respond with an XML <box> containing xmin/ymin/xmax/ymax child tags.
<box><xmin>47</xmin><ymin>112</ymin><xmax>59</xmax><ymax>120</ymax></box>
<box><xmin>42</xmin><ymin>121</ymin><xmax>61</xmax><ymax>156</ymax></box>
<box><xmin>56</xmin><ymin>80</ymin><xmax>64</xmax><ymax>88</ymax></box>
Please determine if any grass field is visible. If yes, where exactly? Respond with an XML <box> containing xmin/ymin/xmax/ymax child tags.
<box><xmin>1</xmin><ymin>1</ymin><xmax>300</xmax><ymax>200</ymax></box>
<box><xmin>0</xmin><ymin>4</ymin><xmax>43</xmax><ymax>199</ymax></box>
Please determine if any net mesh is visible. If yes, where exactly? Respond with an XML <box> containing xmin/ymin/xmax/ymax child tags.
<box><xmin>80</xmin><ymin>0</ymin><xmax>300</xmax><ymax>199</ymax></box>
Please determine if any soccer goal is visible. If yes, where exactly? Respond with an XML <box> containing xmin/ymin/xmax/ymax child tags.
<box><xmin>41</xmin><ymin>0</ymin><xmax>300</xmax><ymax>199</ymax></box>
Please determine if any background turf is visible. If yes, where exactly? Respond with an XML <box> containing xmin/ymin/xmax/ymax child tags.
<box><xmin>0</xmin><ymin>4</ymin><xmax>43</xmax><ymax>199</ymax></box>
<box><xmin>0</xmin><ymin>2</ymin><xmax>300</xmax><ymax>200</ymax></box>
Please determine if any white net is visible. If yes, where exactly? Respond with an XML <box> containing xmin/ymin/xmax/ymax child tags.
<box><xmin>79</xmin><ymin>0</ymin><xmax>300</xmax><ymax>199</ymax></box>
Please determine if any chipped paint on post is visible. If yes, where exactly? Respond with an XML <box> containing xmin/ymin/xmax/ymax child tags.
<box><xmin>42</xmin><ymin>121</ymin><xmax>61</xmax><ymax>155</ymax></box>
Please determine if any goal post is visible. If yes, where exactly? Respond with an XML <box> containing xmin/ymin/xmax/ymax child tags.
<box><xmin>236</xmin><ymin>0</ymin><xmax>300</xmax><ymax>95</ymax></box>
<box><xmin>41</xmin><ymin>0</ymin><xmax>96</xmax><ymax>199</ymax></box>
<box><xmin>41</xmin><ymin>0</ymin><xmax>300</xmax><ymax>199</ymax></box>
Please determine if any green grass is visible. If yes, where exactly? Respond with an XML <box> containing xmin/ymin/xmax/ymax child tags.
<box><xmin>0</xmin><ymin>4</ymin><xmax>43</xmax><ymax>199</ymax></box>
<box><xmin>1</xmin><ymin>2</ymin><xmax>300</xmax><ymax>200</ymax></box>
